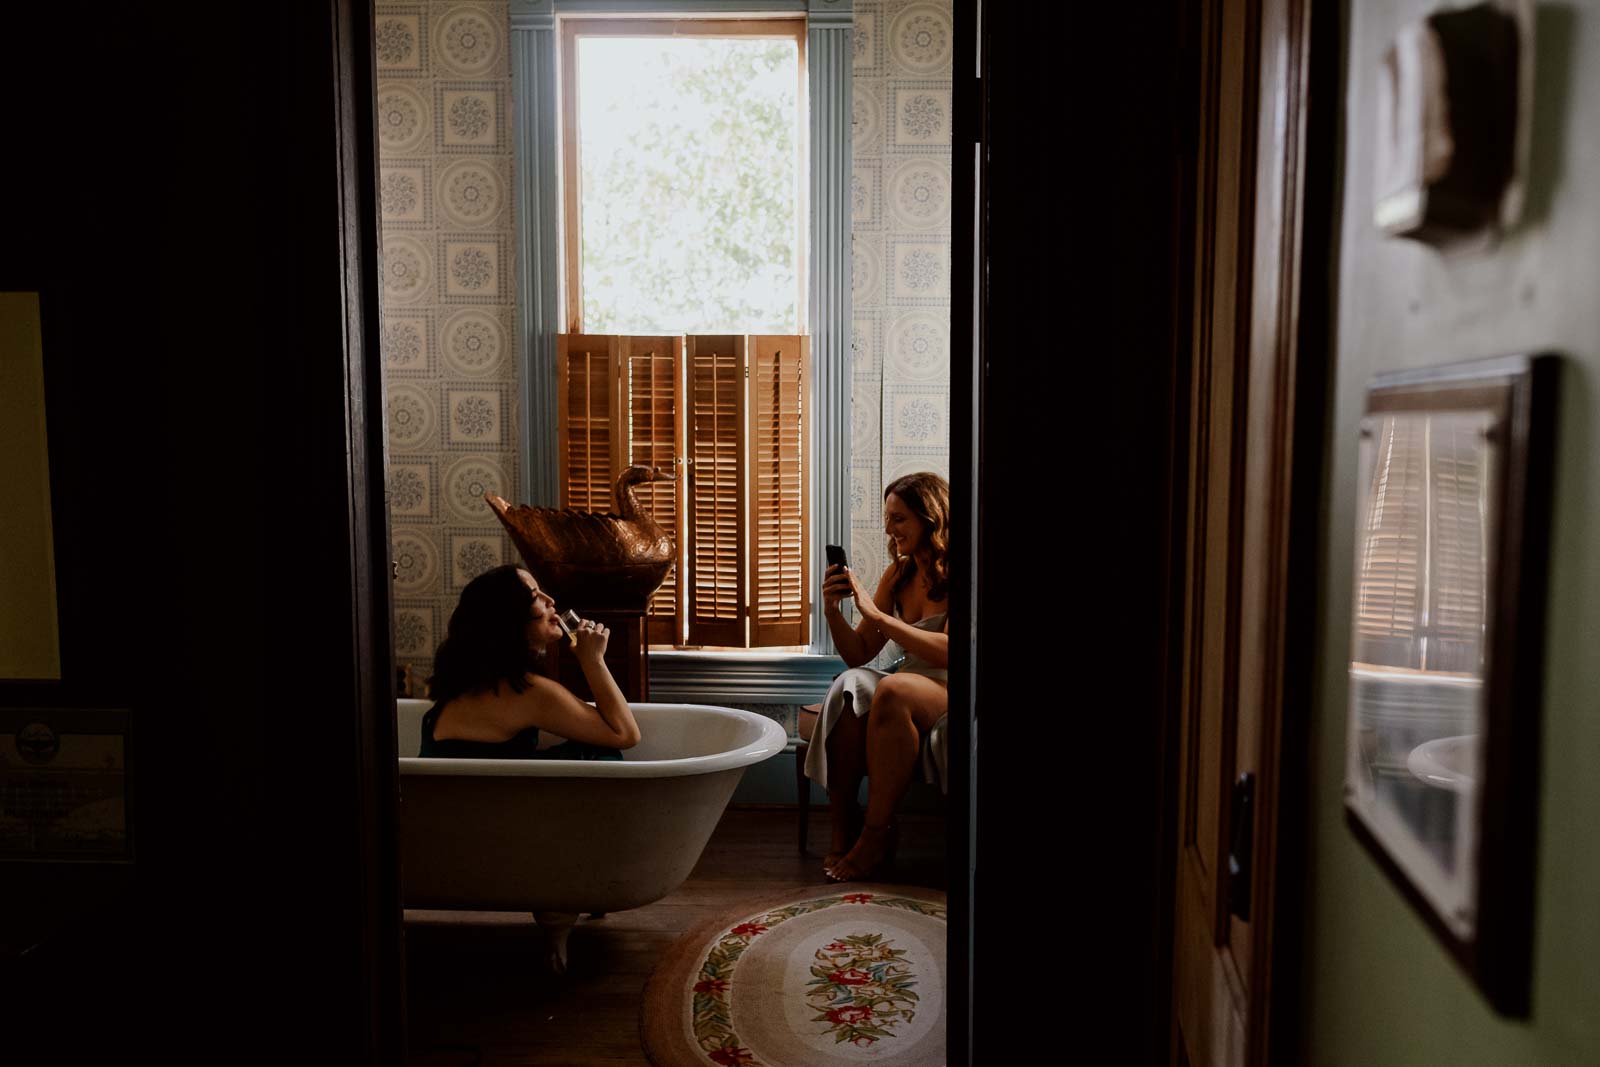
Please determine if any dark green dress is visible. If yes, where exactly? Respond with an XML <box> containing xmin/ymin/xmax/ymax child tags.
<box><xmin>418</xmin><ymin>702</ymin><xmax>623</xmax><ymax>761</ymax></box>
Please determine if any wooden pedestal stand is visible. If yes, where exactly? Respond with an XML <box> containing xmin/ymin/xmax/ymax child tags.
<box><xmin>536</xmin><ymin>608</ymin><xmax>649</xmax><ymax>702</ymax></box>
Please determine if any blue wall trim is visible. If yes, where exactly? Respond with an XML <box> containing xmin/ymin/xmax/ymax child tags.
<box><xmin>807</xmin><ymin>13</ymin><xmax>851</xmax><ymax>654</ymax></box>
<box><xmin>511</xmin><ymin>17</ymin><xmax>561</xmax><ymax>504</ymax></box>
<box><xmin>649</xmin><ymin>650</ymin><xmax>844</xmax><ymax>703</ymax></box>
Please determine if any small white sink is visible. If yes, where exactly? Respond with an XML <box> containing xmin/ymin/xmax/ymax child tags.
<box><xmin>1406</xmin><ymin>734</ymin><xmax>1479</xmax><ymax>793</ymax></box>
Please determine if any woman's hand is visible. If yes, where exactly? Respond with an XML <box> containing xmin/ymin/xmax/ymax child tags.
<box><xmin>573</xmin><ymin>618</ymin><xmax>610</xmax><ymax>663</ymax></box>
<box><xmin>822</xmin><ymin>563</ymin><xmax>853</xmax><ymax>614</ymax></box>
<box><xmin>824</xmin><ymin>565</ymin><xmax>880</xmax><ymax>620</ymax></box>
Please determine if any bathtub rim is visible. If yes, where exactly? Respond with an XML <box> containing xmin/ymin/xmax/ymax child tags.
<box><xmin>396</xmin><ymin>699</ymin><xmax>789</xmax><ymax>779</ymax></box>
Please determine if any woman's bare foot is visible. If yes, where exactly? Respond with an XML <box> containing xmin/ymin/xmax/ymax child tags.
<box><xmin>824</xmin><ymin>822</ymin><xmax>898</xmax><ymax>883</ymax></box>
<box><xmin>822</xmin><ymin>804</ymin><xmax>863</xmax><ymax>875</ymax></box>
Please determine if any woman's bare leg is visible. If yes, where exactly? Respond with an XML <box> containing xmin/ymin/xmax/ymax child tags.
<box><xmin>823</xmin><ymin>695</ymin><xmax>867</xmax><ymax>867</ymax></box>
<box><xmin>829</xmin><ymin>675</ymin><xmax>947</xmax><ymax>880</ymax></box>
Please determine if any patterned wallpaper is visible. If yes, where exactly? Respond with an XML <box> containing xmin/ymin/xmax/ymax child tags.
<box><xmin>376</xmin><ymin>1</ymin><xmax>520</xmax><ymax>687</ymax></box>
<box><xmin>848</xmin><ymin>0</ymin><xmax>953</xmax><ymax>587</ymax></box>
<box><xmin>376</xmin><ymin>1</ymin><xmax>950</xmax><ymax>685</ymax></box>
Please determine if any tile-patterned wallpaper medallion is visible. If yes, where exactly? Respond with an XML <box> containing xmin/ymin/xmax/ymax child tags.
<box><xmin>436</xmin><ymin>83</ymin><xmax>506</xmax><ymax>152</ymax></box>
<box><xmin>439</xmin><ymin>306</ymin><xmax>510</xmax><ymax>378</ymax></box>
<box><xmin>885</xmin><ymin>310</ymin><xmax>948</xmax><ymax>382</ymax></box>
<box><xmin>887</xmin><ymin>3</ymin><xmax>953</xmax><ymax>75</ymax></box>
<box><xmin>382</xmin><ymin>234</ymin><xmax>435</xmax><ymax>305</ymax></box>
<box><xmin>382</xmin><ymin>162</ymin><xmax>434</xmax><ymax>227</ymax></box>
<box><xmin>388</xmin><ymin>460</ymin><xmax>437</xmax><ymax>520</ymax></box>
<box><xmin>448</xmin><ymin>527</ymin><xmax>505</xmax><ymax>589</ymax></box>
<box><xmin>444</xmin><ymin>383</ymin><xmax>508</xmax><ymax>449</ymax></box>
<box><xmin>885</xmin><ymin>158</ymin><xmax>950</xmax><ymax>230</ymax></box>
<box><xmin>440</xmin><ymin>235</ymin><xmax>507</xmax><ymax>301</ymax></box>
<box><xmin>377</xmin><ymin>83</ymin><xmax>432</xmax><ymax>154</ymax></box>
<box><xmin>387</xmin><ymin>383</ymin><xmax>439</xmax><ymax>453</ymax></box>
<box><xmin>382</xmin><ymin>309</ymin><xmax>435</xmax><ymax>375</ymax></box>
<box><xmin>393</xmin><ymin>600</ymin><xmax>437</xmax><ymax>659</ymax></box>
<box><xmin>436</xmin><ymin>157</ymin><xmax>508</xmax><ymax>228</ymax></box>
<box><xmin>442</xmin><ymin>454</ymin><xmax>512</xmax><ymax>524</ymax></box>
<box><xmin>392</xmin><ymin>527</ymin><xmax>441</xmax><ymax>594</ymax></box>
<box><xmin>379</xmin><ymin>0</ymin><xmax>518</xmax><ymax>686</ymax></box>
<box><xmin>377</xmin><ymin>8</ymin><xmax>427</xmax><ymax>75</ymax></box>
<box><xmin>888</xmin><ymin>84</ymin><xmax>951</xmax><ymax>151</ymax></box>
<box><xmin>433</xmin><ymin>5</ymin><xmax>506</xmax><ymax>77</ymax></box>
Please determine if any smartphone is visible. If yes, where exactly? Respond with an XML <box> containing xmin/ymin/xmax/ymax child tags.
<box><xmin>825</xmin><ymin>544</ymin><xmax>848</xmax><ymax>571</ymax></box>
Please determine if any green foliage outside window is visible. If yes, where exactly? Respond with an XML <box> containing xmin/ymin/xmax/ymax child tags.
<box><xmin>577</xmin><ymin>37</ymin><xmax>801</xmax><ymax>334</ymax></box>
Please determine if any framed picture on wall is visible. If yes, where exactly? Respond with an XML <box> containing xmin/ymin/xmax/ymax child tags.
<box><xmin>1343</xmin><ymin>352</ymin><xmax>1557</xmax><ymax>1017</ymax></box>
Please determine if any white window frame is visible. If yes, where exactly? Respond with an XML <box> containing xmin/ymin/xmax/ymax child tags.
<box><xmin>510</xmin><ymin>0</ymin><xmax>853</xmax><ymax>698</ymax></box>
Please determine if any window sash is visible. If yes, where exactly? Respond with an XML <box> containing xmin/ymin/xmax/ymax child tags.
<box><xmin>558</xmin><ymin>17</ymin><xmax>809</xmax><ymax>335</ymax></box>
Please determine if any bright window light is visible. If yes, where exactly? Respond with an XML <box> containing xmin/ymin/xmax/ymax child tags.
<box><xmin>575</xmin><ymin>35</ymin><xmax>802</xmax><ymax>334</ymax></box>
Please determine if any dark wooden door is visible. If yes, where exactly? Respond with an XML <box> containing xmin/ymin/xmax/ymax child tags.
<box><xmin>1171</xmin><ymin>0</ymin><xmax>1315</xmax><ymax>1062</ymax></box>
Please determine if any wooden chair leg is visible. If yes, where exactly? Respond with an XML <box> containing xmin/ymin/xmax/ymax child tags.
<box><xmin>796</xmin><ymin>741</ymin><xmax>810</xmax><ymax>853</ymax></box>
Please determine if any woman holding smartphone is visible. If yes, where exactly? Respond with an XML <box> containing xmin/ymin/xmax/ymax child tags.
<box><xmin>805</xmin><ymin>471</ymin><xmax>950</xmax><ymax>882</ymax></box>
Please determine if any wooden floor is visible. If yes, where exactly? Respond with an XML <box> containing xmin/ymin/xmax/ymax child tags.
<box><xmin>404</xmin><ymin>807</ymin><xmax>948</xmax><ymax>1067</ymax></box>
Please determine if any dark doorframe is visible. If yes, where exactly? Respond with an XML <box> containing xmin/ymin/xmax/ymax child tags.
<box><xmin>333</xmin><ymin>0</ymin><xmax>409</xmax><ymax>1058</ymax></box>
<box><xmin>947</xmin><ymin>4</ymin><xmax>978</xmax><ymax>1066</ymax></box>
<box><xmin>971</xmin><ymin>5</ymin><xmax>1189</xmax><ymax>1060</ymax></box>
<box><xmin>1</xmin><ymin>2</ymin><xmax>403</xmax><ymax>1060</ymax></box>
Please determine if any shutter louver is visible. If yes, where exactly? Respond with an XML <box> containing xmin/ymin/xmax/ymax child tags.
<box><xmin>686</xmin><ymin>335</ymin><xmax>747</xmax><ymax>647</ymax></box>
<box><xmin>558</xmin><ymin>335</ymin><xmax>621</xmax><ymax>511</ymax></box>
<box><xmin>748</xmin><ymin>335</ymin><xmax>809</xmax><ymax>647</ymax></box>
<box><xmin>623</xmin><ymin>336</ymin><xmax>685</xmax><ymax>645</ymax></box>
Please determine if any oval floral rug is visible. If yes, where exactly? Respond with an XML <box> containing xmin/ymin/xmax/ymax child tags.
<box><xmin>641</xmin><ymin>885</ymin><xmax>947</xmax><ymax>1067</ymax></box>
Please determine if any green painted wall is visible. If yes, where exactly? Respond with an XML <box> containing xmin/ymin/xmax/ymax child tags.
<box><xmin>1296</xmin><ymin>2</ymin><xmax>1600</xmax><ymax>1061</ymax></box>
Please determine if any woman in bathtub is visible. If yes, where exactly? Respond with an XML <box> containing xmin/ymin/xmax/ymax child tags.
<box><xmin>419</xmin><ymin>564</ymin><xmax>641</xmax><ymax>760</ymax></box>
<box><xmin>807</xmin><ymin>471</ymin><xmax>950</xmax><ymax>882</ymax></box>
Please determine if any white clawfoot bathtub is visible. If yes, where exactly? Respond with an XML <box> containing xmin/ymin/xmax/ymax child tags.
<box><xmin>396</xmin><ymin>698</ymin><xmax>787</xmax><ymax>972</ymax></box>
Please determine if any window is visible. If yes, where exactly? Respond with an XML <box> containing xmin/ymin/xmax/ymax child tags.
<box><xmin>559</xmin><ymin>20</ymin><xmax>810</xmax><ymax>650</ymax></box>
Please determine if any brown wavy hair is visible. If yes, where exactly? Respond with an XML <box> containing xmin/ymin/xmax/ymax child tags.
<box><xmin>427</xmin><ymin>564</ymin><xmax>543</xmax><ymax>705</ymax></box>
<box><xmin>884</xmin><ymin>471</ymin><xmax>950</xmax><ymax>603</ymax></box>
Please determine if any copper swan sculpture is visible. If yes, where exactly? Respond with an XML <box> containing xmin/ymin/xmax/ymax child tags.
<box><xmin>484</xmin><ymin>464</ymin><xmax>676</xmax><ymax>611</ymax></box>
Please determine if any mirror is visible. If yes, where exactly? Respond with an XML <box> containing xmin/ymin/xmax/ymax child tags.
<box><xmin>1343</xmin><ymin>352</ymin><xmax>1555</xmax><ymax>1016</ymax></box>
<box><xmin>1347</xmin><ymin>407</ymin><xmax>1494</xmax><ymax>937</ymax></box>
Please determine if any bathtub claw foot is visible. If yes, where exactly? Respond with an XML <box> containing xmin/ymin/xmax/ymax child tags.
<box><xmin>534</xmin><ymin>911</ymin><xmax>580</xmax><ymax>975</ymax></box>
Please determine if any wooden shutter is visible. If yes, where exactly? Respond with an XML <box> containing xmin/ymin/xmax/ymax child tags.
<box><xmin>748</xmin><ymin>335</ymin><xmax>809</xmax><ymax>646</ymax></box>
<box><xmin>622</xmin><ymin>335</ymin><xmax>685</xmax><ymax>645</ymax></box>
<box><xmin>685</xmin><ymin>335</ymin><xmax>747</xmax><ymax>646</ymax></box>
<box><xmin>557</xmin><ymin>334</ymin><xmax>622</xmax><ymax>510</ymax></box>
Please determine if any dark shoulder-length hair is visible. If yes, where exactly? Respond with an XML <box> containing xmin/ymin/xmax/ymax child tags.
<box><xmin>427</xmin><ymin>564</ymin><xmax>541</xmax><ymax>704</ymax></box>
<box><xmin>885</xmin><ymin>471</ymin><xmax>950</xmax><ymax>603</ymax></box>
